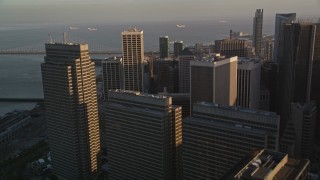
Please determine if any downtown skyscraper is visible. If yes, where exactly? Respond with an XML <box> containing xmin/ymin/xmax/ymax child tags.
<box><xmin>273</xmin><ymin>13</ymin><xmax>296</xmax><ymax>63</ymax></box>
<box><xmin>122</xmin><ymin>28</ymin><xmax>144</xmax><ymax>92</ymax></box>
<box><xmin>159</xmin><ymin>36</ymin><xmax>169</xmax><ymax>59</ymax></box>
<box><xmin>41</xmin><ymin>43</ymin><xmax>101</xmax><ymax>179</ymax></box>
<box><xmin>253</xmin><ymin>9</ymin><xmax>263</xmax><ymax>57</ymax></box>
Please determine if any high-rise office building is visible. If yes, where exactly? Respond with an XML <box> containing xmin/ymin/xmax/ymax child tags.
<box><xmin>253</xmin><ymin>9</ymin><xmax>263</xmax><ymax>56</ymax></box>
<box><xmin>262</xmin><ymin>38</ymin><xmax>274</xmax><ymax>61</ymax></box>
<box><xmin>183</xmin><ymin>102</ymin><xmax>280</xmax><ymax>179</ymax></box>
<box><xmin>237</xmin><ymin>58</ymin><xmax>261</xmax><ymax>109</ymax></box>
<box><xmin>174</xmin><ymin>41</ymin><xmax>184</xmax><ymax>58</ymax></box>
<box><xmin>153</xmin><ymin>59</ymin><xmax>177</xmax><ymax>93</ymax></box>
<box><xmin>261</xmin><ymin>62</ymin><xmax>278</xmax><ymax>112</ymax></box>
<box><xmin>223</xmin><ymin>149</ymin><xmax>310</xmax><ymax>180</ymax></box>
<box><xmin>273</xmin><ymin>13</ymin><xmax>296</xmax><ymax>63</ymax></box>
<box><xmin>159</xmin><ymin>36</ymin><xmax>169</xmax><ymax>58</ymax></box>
<box><xmin>101</xmin><ymin>57</ymin><xmax>122</xmax><ymax>99</ymax></box>
<box><xmin>290</xmin><ymin>102</ymin><xmax>317</xmax><ymax>159</ymax></box>
<box><xmin>41</xmin><ymin>43</ymin><xmax>101</xmax><ymax>179</ymax></box>
<box><xmin>179</xmin><ymin>48</ymin><xmax>195</xmax><ymax>93</ymax></box>
<box><xmin>122</xmin><ymin>28</ymin><xmax>144</xmax><ymax>92</ymax></box>
<box><xmin>277</xmin><ymin>23</ymin><xmax>320</xmax><ymax>136</ymax></box>
<box><xmin>106</xmin><ymin>90</ymin><xmax>182</xmax><ymax>179</ymax></box>
<box><xmin>215</xmin><ymin>38</ymin><xmax>249</xmax><ymax>58</ymax></box>
<box><xmin>190</xmin><ymin>55</ymin><xmax>237</xmax><ymax>109</ymax></box>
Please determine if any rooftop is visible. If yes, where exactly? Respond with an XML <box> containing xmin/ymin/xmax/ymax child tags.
<box><xmin>123</xmin><ymin>27</ymin><xmax>142</xmax><ymax>33</ymax></box>
<box><xmin>223</xmin><ymin>149</ymin><xmax>310</xmax><ymax>180</ymax></box>
<box><xmin>110</xmin><ymin>89</ymin><xmax>168</xmax><ymax>99</ymax></box>
<box><xmin>195</xmin><ymin>101</ymin><xmax>277</xmax><ymax>117</ymax></box>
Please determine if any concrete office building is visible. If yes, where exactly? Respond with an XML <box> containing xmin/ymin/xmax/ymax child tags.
<box><xmin>215</xmin><ymin>39</ymin><xmax>249</xmax><ymax>58</ymax></box>
<box><xmin>41</xmin><ymin>43</ymin><xmax>101</xmax><ymax>179</ymax></box>
<box><xmin>179</xmin><ymin>48</ymin><xmax>195</xmax><ymax>93</ymax></box>
<box><xmin>237</xmin><ymin>58</ymin><xmax>261</xmax><ymax>109</ymax></box>
<box><xmin>101</xmin><ymin>57</ymin><xmax>122</xmax><ymax>99</ymax></box>
<box><xmin>183</xmin><ymin>102</ymin><xmax>280</xmax><ymax>179</ymax></box>
<box><xmin>190</xmin><ymin>55</ymin><xmax>237</xmax><ymax>109</ymax></box>
<box><xmin>223</xmin><ymin>149</ymin><xmax>310</xmax><ymax>180</ymax></box>
<box><xmin>174</xmin><ymin>41</ymin><xmax>184</xmax><ymax>58</ymax></box>
<box><xmin>106</xmin><ymin>90</ymin><xmax>182</xmax><ymax>180</ymax></box>
<box><xmin>253</xmin><ymin>9</ymin><xmax>263</xmax><ymax>56</ymax></box>
<box><xmin>273</xmin><ymin>13</ymin><xmax>296</xmax><ymax>63</ymax></box>
<box><xmin>122</xmin><ymin>28</ymin><xmax>144</xmax><ymax>92</ymax></box>
<box><xmin>159</xmin><ymin>36</ymin><xmax>169</xmax><ymax>58</ymax></box>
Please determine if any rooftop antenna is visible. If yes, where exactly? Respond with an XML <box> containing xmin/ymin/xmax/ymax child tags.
<box><xmin>48</xmin><ymin>33</ymin><xmax>53</xmax><ymax>43</ymax></box>
<box><xmin>63</xmin><ymin>32</ymin><xmax>67</xmax><ymax>44</ymax></box>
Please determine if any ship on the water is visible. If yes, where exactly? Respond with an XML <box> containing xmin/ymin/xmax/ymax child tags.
<box><xmin>176</xmin><ymin>24</ymin><xmax>186</xmax><ymax>28</ymax></box>
<box><xmin>69</xmin><ymin>27</ymin><xmax>79</xmax><ymax>30</ymax></box>
<box><xmin>88</xmin><ymin>27</ymin><xmax>98</xmax><ymax>31</ymax></box>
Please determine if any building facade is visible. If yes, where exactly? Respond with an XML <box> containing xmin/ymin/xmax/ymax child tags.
<box><xmin>253</xmin><ymin>9</ymin><xmax>263</xmax><ymax>56</ymax></box>
<box><xmin>190</xmin><ymin>56</ymin><xmax>238</xmax><ymax>109</ymax></box>
<box><xmin>122</xmin><ymin>28</ymin><xmax>144</xmax><ymax>92</ymax></box>
<box><xmin>183</xmin><ymin>102</ymin><xmax>280</xmax><ymax>179</ymax></box>
<box><xmin>41</xmin><ymin>43</ymin><xmax>100</xmax><ymax>179</ymax></box>
<box><xmin>237</xmin><ymin>58</ymin><xmax>261</xmax><ymax>109</ymax></box>
<box><xmin>105</xmin><ymin>90</ymin><xmax>182</xmax><ymax>179</ymax></box>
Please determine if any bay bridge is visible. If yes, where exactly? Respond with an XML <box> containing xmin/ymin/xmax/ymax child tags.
<box><xmin>0</xmin><ymin>33</ymin><xmax>159</xmax><ymax>56</ymax></box>
<box><xmin>0</xmin><ymin>43</ymin><xmax>123</xmax><ymax>55</ymax></box>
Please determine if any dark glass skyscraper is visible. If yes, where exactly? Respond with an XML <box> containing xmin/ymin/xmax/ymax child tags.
<box><xmin>159</xmin><ymin>36</ymin><xmax>169</xmax><ymax>58</ymax></box>
<box><xmin>273</xmin><ymin>13</ymin><xmax>296</xmax><ymax>63</ymax></box>
<box><xmin>277</xmin><ymin>23</ymin><xmax>320</xmax><ymax>137</ymax></box>
<box><xmin>253</xmin><ymin>9</ymin><xmax>263</xmax><ymax>57</ymax></box>
<box><xmin>174</xmin><ymin>41</ymin><xmax>184</xmax><ymax>58</ymax></box>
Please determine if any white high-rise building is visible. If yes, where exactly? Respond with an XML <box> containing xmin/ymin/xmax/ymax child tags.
<box><xmin>122</xmin><ymin>28</ymin><xmax>144</xmax><ymax>92</ymax></box>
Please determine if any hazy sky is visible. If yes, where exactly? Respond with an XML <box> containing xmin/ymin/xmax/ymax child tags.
<box><xmin>0</xmin><ymin>0</ymin><xmax>319</xmax><ymax>24</ymax></box>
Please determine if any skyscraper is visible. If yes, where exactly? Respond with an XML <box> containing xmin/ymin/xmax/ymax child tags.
<box><xmin>277</xmin><ymin>23</ymin><xmax>320</xmax><ymax>136</ymax></box>
<box><xmin>183</xmin><ymin>102</ymin><xmax>280</xmax><ymax>179</ymax></box>
<box><xmin>153</xmin><ymin>59</ymin><xmax>177</xmax><ymax>93</ymax></box>
<box><xmin>237</xmin><ymin>58</ymin><xmax>261</xmax><ymax>109</ymax></box>
<box><xmin>106</xmin><ymin>90</ymin><xmax>182</xmax><ymax>179</ymax></box>
<box><xmin>253</xmin><ymin>9</ymin><xmax>263</xmax><ymax>57</ymax></box>
<box><xmin>179</xmin><ymin>48</ymin><xmax>194</xmax><ymax>93</ymax></box>
<box><xmin>273</xmin><ymin>13</ymin><xmax>296</xmax><ymax>63</ymax></box>
<box><xmin>122</xmin><ymin>28</ymin><xmax>144</xmax><ymax>92</ymax></box>
<box><xmin>159</xmin><ymin>36</ymin><xmax>169</xmax><ymax>58</ymax></box>
<box><xmin>41</xmin><ymin>43</ymin><xmax>100</xmax><ymax>179</ymax></box>
<box><xmin>101</xmin><ymin>57</ymin><xmax>122</xmax><ymax>100</ymax></box>
<box><xmin>174</xmin><ymin>41</ymin><xmax>184</xmax><ymax>58</ymax></box>
<box><xmin>290</xmin><ymin>102</ymin><xmax>317</xmax><ymax>159</ymax></box>
<box><xmin>190</xmin><ymin>55</ymin><xmax>238</xmax><ymax>109</ymax></box>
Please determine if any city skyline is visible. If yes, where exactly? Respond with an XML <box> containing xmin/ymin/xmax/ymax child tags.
<box><xmin>0</xmin><ymin>0</ymin><xmax>319</xmax><ymax>24</ymax></box>
<box><xmin>1</xmin><ymin>1</ymin><xmax>320</xmax><ymax>179</ymax></box>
